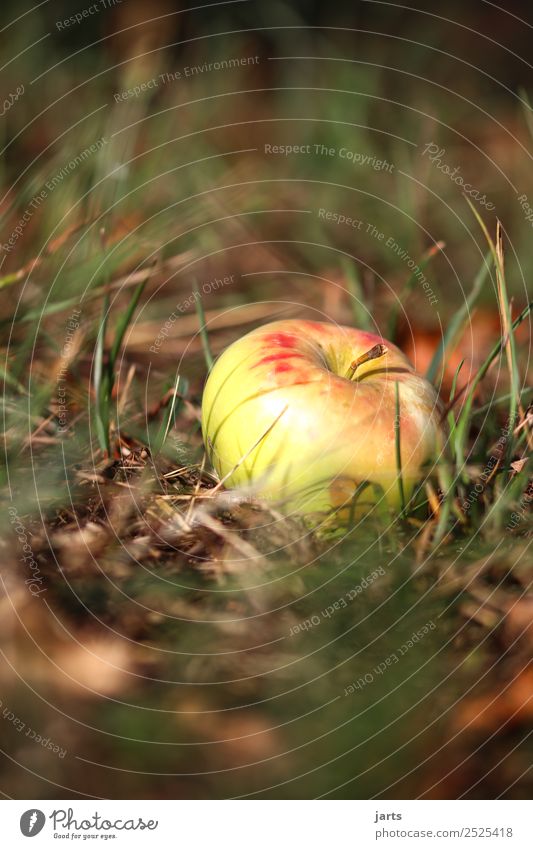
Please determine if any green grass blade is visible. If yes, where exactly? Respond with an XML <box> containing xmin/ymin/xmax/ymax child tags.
<box><xmin>446</xmin><ymin>358</ymin><xmax>465</xmax><ymax>445</ymax></box>
<box><xmin>109</xmin><ymin>265</ymin><xmax>153</xmax><ymax>369</ymax></box>
<box><xmin>93</xmin><ymin>243</ymin><xmax>111</xmax><ymax>455</ymax></box>
<box><xmin>152</xmin><ymin>373</ymin><xmax>186</xmax><ymax>457</ymax></box>
<box><xmin>194</xmin><ymin>279</ymin><xmax>214</xmax><ymax>372</ymax></box>
<box><xmin>472</xmin><ymin>387</ymin><xmax>533</xmax><ymax>418</ymax></box>
<box><xmin>426</xmin><ymin>249</ymin><xmax>491</xmax><ymax>384</ymax></box>
<box><xmin>465</xmin><ymin>206</ymin><xmax>521</xmax><ymax>467</ymax></box>
<box><xmin>387</xmin><ymin>241</ymin><xmax>444</xmax><ymax>342</ymax></box>
<box><xmin>432</xmin><ymin>451</ymin><xmax>456</xmax><ymax>547</ymax></box>
<box><xmin>341</xmin><ymin>258</ymin><xmax>372</xmax><ymax>331</ymax></box>
<box><xmin>518</xmin><ymin>87</ymin><xmax>533</xmax><ymax>141</ymax></box>
<box><xmin>394</xmin><ymin>382</ymin><xmax>406</xmax><ymax>514</ymax></box>
<box><xmin>454</xmin><ymin>301</ymin><xmax>532</xmax><ymax>475</ymax></box>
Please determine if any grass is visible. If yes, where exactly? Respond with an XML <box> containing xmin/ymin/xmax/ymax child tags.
<box><xmin>1</xmin><ymin>3</ymin><xmax>532</xmax><ymax>801</ymax></box>
<box><xmin>193</xmin><ymin>278</ymin><xmax>215</xmax><ymax>373</ymax></box>
<box><xmin>93</xmin><ymin>250</ymin><xmax>155</xmax><ymax>454</ymax></box>
<box><xmin>394</xmin><ymin>381</ymin><xmax>406</xmax><ymax>515</ymax></box>
<box><xmin>425</xmin><ymin>250</ymin><xmax>491</xmax><ymax>385</ymax></box>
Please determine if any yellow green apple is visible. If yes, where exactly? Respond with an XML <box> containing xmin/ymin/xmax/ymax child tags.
<box><xmin>201</xmin><ymin>320</ymin><xmax>443</xmax><ymax>516</ymax></box>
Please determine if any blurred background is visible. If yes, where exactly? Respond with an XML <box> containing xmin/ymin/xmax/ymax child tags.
<box><xmin>0</xmin><ymin>0</ymin><xmax>532</xmax><ymax>799</ymax></box>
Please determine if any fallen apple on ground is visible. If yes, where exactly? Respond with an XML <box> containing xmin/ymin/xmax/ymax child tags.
<box><xmin>201</xmin><ymin>320</ymin><xmax>444</xmax><ymax>517</ymax></box>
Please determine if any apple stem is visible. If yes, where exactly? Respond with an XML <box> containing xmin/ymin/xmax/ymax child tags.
<box><xmin>346</xmin><ymin>343</ymin><xmax>388</xmax><ymax>380</ymax></box>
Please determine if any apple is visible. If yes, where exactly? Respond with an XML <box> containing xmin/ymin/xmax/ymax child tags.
<box><xmin>201</xmin><ymin>320</ymin><xmax>443</xmax><ymax>517</ymax></box>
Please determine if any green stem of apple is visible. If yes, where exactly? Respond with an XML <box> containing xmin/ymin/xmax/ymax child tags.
<box><xmin>345</xmin><ymin>343</ymin><xmax>388</xmax><ymax>380</ymax></box>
